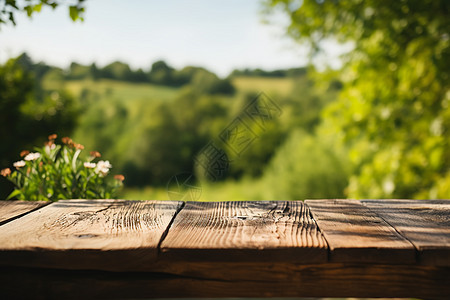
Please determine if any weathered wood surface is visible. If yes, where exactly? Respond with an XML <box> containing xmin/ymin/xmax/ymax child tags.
<box><xmin>305</xmin><ymin>199</ymin><xmax>416</xmax><ymax>263</ymax></box>
<box><xmin>0</xmin><ymin>199</ymin><xmax>449</xmax><ymax>299</ymax></box>
<box><xmin>0</xmin><ymin>199</ymin><xmax>182</xmax><ymax>271</ymax></box>
<box><xmin>362</xmin><ymin>199</ymin><xmax>450</xmax><ymax>266</ymax></box>
<box><xmin>160</xmin><ymin>201</ymin><xmax>328</xmax><ymax>262</ymax></box>
<box><xmin>0</xmin><ymin>200</ymin><xmax>47</xmax><ymax>225</ymax></box>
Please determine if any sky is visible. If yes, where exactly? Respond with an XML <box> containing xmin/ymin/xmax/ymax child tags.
<box><xmin>0</xmin><ymin>0</ymin><xmax>341</xmax><ymax>77</ymax></box>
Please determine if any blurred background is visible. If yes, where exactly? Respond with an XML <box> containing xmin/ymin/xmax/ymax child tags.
<box><xmin>1</xmin><ymin>0</ymin><xmax>449</xmax><ymax>200</ymax></box>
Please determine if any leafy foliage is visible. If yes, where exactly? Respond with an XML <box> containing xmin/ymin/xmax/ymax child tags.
<box><xmin>120</xmin><ymin>89</ymin><xmax>229</xmax><ymax>186</ymax></box>
<box><xmin>0</xmin><ymin>0</ymin><xmax>86</xmax><ymax>28</ymax></box>
<box><xmin>262</xmin><ymin>130</ymin><xmax>349</xmax><ymax>199</ymax></box>
<box><xmin>0</xmin><ymin>54</ymin><xmax>79</xmax><ymax>198</ymax></box>
<box><xmin>265</xmin><ymin>0</ymin><xmax>450</xmax><ymax>198</ymax></box>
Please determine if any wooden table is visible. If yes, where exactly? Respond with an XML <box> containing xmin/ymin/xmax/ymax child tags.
<box><xmin>0</xmin><ymin>199</ymin><xmax>448</xmax><ymax>299</ymax></box>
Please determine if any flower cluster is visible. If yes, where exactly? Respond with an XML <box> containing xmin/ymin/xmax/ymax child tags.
<box><xmin>1</xmin><ymin>134</ymin><xmax>125</xmax><ymax>201</ymax></box>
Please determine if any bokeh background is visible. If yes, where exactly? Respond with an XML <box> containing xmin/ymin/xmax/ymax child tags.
<box><xmin>1</xmin><ymin>0</ymin><xmax>449</xmax><ymax>200</ymax></box>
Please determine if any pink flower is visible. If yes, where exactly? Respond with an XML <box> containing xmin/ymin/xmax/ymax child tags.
<box><xmin>114</xmin><ymin>174</ymin><xmax>125</xmax><ymax>181</ymax></box>
<box><xmin>1</xmin><ymin>168</ymin><xmax>11</xmax><ymax>177</ymax></box>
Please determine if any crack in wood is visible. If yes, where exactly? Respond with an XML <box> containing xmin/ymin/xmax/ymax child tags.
<box><xmin>157</xmin><ymin>201</ymin><xmax>185</xmax><ymax>253</ymax></box>
<box><xmin>362</xmin><ymin>201</ymin><xmax>419</xmax><ymax>255</ymax></box>
<box><xmin>0</xmin><ymin>201</ymin><xmax>50</xmax><ymax>226</ymax></box>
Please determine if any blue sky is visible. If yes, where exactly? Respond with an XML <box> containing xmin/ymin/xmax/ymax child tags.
<box><xmin>0</xmin><ymin>0</ymin><xmax>337</xmax><ymax>77</ymax></box>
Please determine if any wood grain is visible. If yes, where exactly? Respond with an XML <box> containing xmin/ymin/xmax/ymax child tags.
<box><xmin>306</xmin><ymin>199</ymin><xmax>416</xmax><ymax>263</ymax></box>
<box><xmin>1</xmin><ymin>263</ymin><xmax>448</xmax><ymax>299</ymax></box>
<box><xmin>0</xmin><ymin>199</ymin><xmax>449</xmax><ymax>299</ymax></box>
<box><xmin>0</xmin><ymin>200</ymin><xmax>47</xmax><ymax>225</ymax></box>
<box><xmin>160</xmin><ymin>201</ymin><xmax>327</xmax><ymax>262</ymax></box>
<box><xmin>362</xmin><ymin>199</ymin><xmax>450</xmax><ymax>266</ymax></box>
<box><xmin>0</xmin><ymin>199</ymin><xmax>182</xmax><ymax>271</ymax></box>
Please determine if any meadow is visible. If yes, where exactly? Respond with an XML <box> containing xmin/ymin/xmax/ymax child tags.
<box><xmin>39</xmin><ymin>70</ymin><xmax>344</xmax><ymax>201</ymax></box>
<box><xmin>59</xmin><ymin>76</ymin><xmax>300</xmax><ymax>201</ymax></box>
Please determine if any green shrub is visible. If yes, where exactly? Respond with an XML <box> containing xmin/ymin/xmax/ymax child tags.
<box><xmin>263</xmin><ymin>130</ymin><xmax>349</xmax><ymax>199</ymax></box>
<box><xmin>1</xmin><ymin>135</ymin><xmax>124</xmax><ymax>201</ymax></box>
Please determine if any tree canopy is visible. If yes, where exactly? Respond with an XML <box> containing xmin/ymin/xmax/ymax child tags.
<box><xmin>0</xmin><ymin>0</ymin><xmax>85</xmax><ymax>28</ymax></box>
<box><xmin>264</xmin><ymin>0</ymin><xmax>450</xmax><ymax>198</ymax></box>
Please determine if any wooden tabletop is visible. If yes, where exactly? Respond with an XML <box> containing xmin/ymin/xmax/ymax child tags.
<box><xmin>0</xmin><ymin>199</ymin><xmax>448</xmax><ymax>299</ymax></box>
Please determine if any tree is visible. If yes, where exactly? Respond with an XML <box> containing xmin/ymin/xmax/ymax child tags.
<box><xmin>189</xmin><ymin>68</ymin><xmax>235</xmax><ymax>95</ymax></box>
<box><xmin>0</xmin><ymin>0</ymin><xmax>86</xmax><ymax>28</ymax></box>
<box><xmin>264</xmin><ymin>0</ymin><xmax>450</xmax><ymax>198</ymax></box>
<box><xmin>148</xmin><ymin>60</ymin><xmax>175</xmax><ymax>85</ymax></box>
<box><xmin>100</xmin><ymin>61</ymin><xmax>132</xmax><ymax>81</ymax></box>
<box><xmin>67</xmin><ymin>62</ymin><xmax>91</xmax><ymax>79</ymax></box>
<box><xmin>263</xmin><ymin>130</ymin><xmax>349</xmax><ymax>199</ymax></box>
<box><xmin>128</xmin><ymin>68</ymin><xmax>147</xmax><ymax>83</ymax></box>
<box><xmin>89</xmin><ymin>63</ymin><xmax>99</xmax><ymax>80</ymax></box>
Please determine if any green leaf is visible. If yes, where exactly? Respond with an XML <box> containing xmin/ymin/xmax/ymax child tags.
<box><xmin>24</xmin><ymin>6</ymin><xmax>33</xmax><ymax>17</ymax></box>
<box><xmin>8</xmin><ymin>12</ymin><xmax>15</xmax><ymax>25</ymax></box>
<box><xmin>6</xmin><ymin>0</ymin><xmax>18</xmax><ymax>10</ymax></box>
<box><xmin>64</xmin><ymin>176</ymin><xmax>72</xmax><ymax>189</ymax></box>
<box><xmin>86</xmin><ymin>190</ymin><xmax>96</xmax><ymax>199</ymax></box>
<box><xmin>72</xmin><ymin>149</ymin><xmax>82</xmax><ymax>171</ymax></box>
<box><xmin>69</xmin><ymin>6</ymin><xmax>78</xmax><ymax>21</ymax></box>
<box><xmin>33</xmin><ymin>4</ymin><xmax>42</xmax><ymax>13</ymax></box>
<box><xmin>6</xmin><ymin>189</ymin><xmax>22</xmax><ymax>200</ymax></box>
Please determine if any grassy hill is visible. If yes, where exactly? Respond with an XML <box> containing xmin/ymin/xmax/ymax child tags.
<box><xmin>64</xmin><ymin>79</ymin><xmax>180</xmax><ymax>102</ymax></box>
<box><xmin>231</xmin><ymin>76</ymin><xmax>294</xmax><ymax>97</ymax></box>
<box><xmin>57</xmin><ymin>76</ymin><xmax>295</xmax><ymax>106</ymax></box>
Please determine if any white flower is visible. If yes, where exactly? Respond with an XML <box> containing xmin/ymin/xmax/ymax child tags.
<box><xmin>44</xmin><ymin>143</ymin><xmax>56</xmax><ymax>155</ymax></box>
<box><xmin>24</xmin><ymin>152</ymin><xmax>41</xmax><ymax>161</ymax></box>
<box><xmin>13</xmin><ymin>160</ymin><xmax>26</xmax><ymax>168</ymax></box>
<box><xmin>95</xmin><ymin>160</ymin><xmax>112</xmax><ymax>176</ymax></box>
<box><xmin>97</xmin><ymin>160</ymin><xmax>112</xmax><ymax>169</ymax></box>
<box><xmin>84</xmin><ymin>162</ymin><xmax>96</xmax><ymax>169</ymax></box>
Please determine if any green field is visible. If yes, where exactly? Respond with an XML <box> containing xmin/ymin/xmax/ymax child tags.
<box><xmin>64</xmin><ymin>79</ymin><xmax>179</xmax><ymax>102</ymax></box>
<box><xmin>119</xmin><ymin>177</ymin><xmax>270</xmax><ymax>201</ymax></box>
<box><xmin>63</xmin><ymin>76</ymin><xmax>293</xmax><ymax>102</ymax></box>
<box><xmin>231</xmin><ymin>76</ymin><xmax>294</xmax><ymax>97</ymax></box>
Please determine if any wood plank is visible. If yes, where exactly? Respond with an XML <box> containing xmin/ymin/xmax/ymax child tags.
<box><xmin>0</xmin><ymin>199</ymin><xmax>182</xmax><ymax>271</ymax></box>
<box><xmin>0</xmin><ymin>200</ymin><xmax>48</xmax><ymax>225</ymax></box>
<box><xmin>306</xmin><ymin>199</ymin><xmax>415</xmax><ymax>263</ymax></box>
<box><xmin>362</xmin><ymin>199</ymin><xmax>450</xmax><ymax>266</ymax></box>
<box><xmin>1</xmin><ymin>263</ymin><xmax>448</xmax><ymax>299</ymax></box>
<box><xmin>160</xmin><ymin>201</ymin><xmax>327</xmax><ymax>263</ymax></box>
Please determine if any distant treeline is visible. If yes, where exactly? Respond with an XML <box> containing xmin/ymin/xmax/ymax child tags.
<box><xmin>230</xmin><ymin>67</ymin><xmax>307</xmax><ymax>78</ymax></box>
<box><xmin>68</xmin><ymin>61</ymin><xmax>307</xmax><ymax>82</ymax></box>
<box><xmin>14</xmin><ymin>53</ymin><xmax>307</xmax><ymax>96</ymax></box>
<box><xmin>67</xmin><ymin>60</ymin><xmax>237</xmax><ymax>95</ymax></box>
